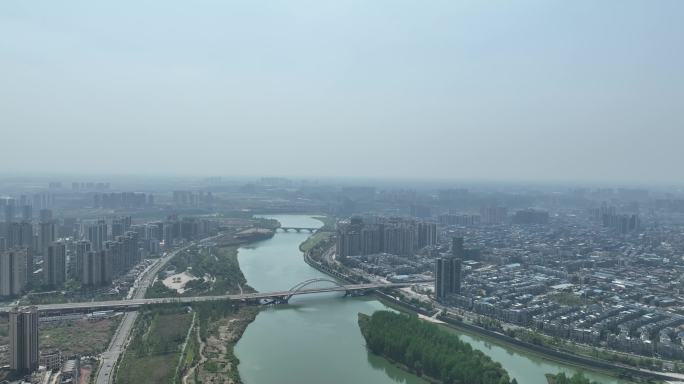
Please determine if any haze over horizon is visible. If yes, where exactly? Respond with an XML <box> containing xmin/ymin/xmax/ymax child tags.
<box><xmin>2</xmin><ymin>1</ymin><xmax>683</xmax><ymax>183</ymax></box>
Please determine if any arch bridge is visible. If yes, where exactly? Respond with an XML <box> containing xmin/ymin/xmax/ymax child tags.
<box><xmin>276</xmin><ymin>227</ymin><xmax>319</xmax><ymax>233</ymax></box>
<box><xmin>0</xmin><ymin>280</ymin><xmax>425</xmax><ymax>315</ymax></box>
<box><xmin>264</xmin><ymin>278</ymin><xmax>362</xmax><ymax>304</ymax></box>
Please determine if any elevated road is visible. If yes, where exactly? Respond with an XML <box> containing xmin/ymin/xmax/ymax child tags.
<box><xmin>2</xmin><ymin>282</ymin><xmax>413</xmax><ymax>314</ymax></box>
<box><xmin>95</xmin><ymin>311</ymin><xmax>138</xmax><ymax>383</ymax></box>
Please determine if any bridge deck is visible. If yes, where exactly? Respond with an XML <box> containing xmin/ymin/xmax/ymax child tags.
<box><xmin>0</xmin><ymin>283</ymin><xmax>416</xmax><ymax>314</ymax></box>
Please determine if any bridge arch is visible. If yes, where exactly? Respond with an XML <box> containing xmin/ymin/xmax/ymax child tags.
<box><xmin>285</xmin><ymin>278</ymin><xmax>349</xmax><ymax>301</ymax></box>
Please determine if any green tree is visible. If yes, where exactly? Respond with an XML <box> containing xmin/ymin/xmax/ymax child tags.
<box><xmin>359</xmin><ymin>311</ymin><xmax>513</xmax><ymax>384</ymax></box>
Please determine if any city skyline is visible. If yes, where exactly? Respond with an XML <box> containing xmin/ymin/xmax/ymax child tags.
<box><xmin>2</xmin><ymin>1</ymin><xmax>684</xmax><ymax>383</ymax></box>
<box><xmin>0</xmin><ymin>175</ymin><xmax>683</xmax><ymax>383</ymax></box>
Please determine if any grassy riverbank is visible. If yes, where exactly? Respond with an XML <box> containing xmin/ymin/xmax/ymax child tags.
<box><xmin>311</xmin><ymin>215</ymin><xmax>336</xmax><ymax>231</ymax></box>
<box><xmin>299</xmin><ymin>231</ymin><xmax>332</xmax><ymax>253</ymax></box>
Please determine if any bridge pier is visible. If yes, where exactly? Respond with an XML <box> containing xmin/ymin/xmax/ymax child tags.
<box><xmin>264</xmin><ymin>296</ymin><xmax>289</xmax><ymax>305</ymax></box>
<box><xmin>347</xmin><ymin>289</ymin><xmax>370</xmax><ymax>297</ymax></box>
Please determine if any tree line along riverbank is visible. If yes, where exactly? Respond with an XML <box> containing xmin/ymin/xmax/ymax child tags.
<box><xmin>358</xmin><ymin>310</ymin><xmax>515</xmax><ymax>384</ymax></box>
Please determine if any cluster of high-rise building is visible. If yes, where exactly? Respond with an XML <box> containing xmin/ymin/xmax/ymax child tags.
<box><xmin>479</xmin><ymin>206</ymin><xmax>508</xmax><ymax>225</ymax></box>
<box><xmin>590</xmin><ymin>203</ymin><xmax>640</xmax><ymax>234</ymax></box>
<box><xmin>1</xmin><ymin>205</ymin><xmax>58</xmax><ymax>297</ymax></box>
<box><xmin>93</xmin><ymin>192</ymin><xmax>153</xmax><ymax>209</ymax></box>
<box><xmin>409</xmin><ymin>204</ymin><xmax>432</xmax><ymax>218</ymax></box>
<box><xmin>336</xmin><ymin>216</ymin><xmax>437</xmax><ymax>258</ymax></box>
<box><xmin>71</xmin><ymin>181</ymin><xmax>110</xmax><ymax>191</ymax></box>
<box><xmin>603</xmin><ymin>213</ymin><xmax>640</xmax><ymax>234</ymax></box>
<box><xmin>0</xmin><ymin>208</ymin><xmax>184</xmax><ymax>294</ymax></box>
<box><xmin>0</xmin><ymin>212</ymin><xmax>220</xmax><ymax>296</ymax></box>
<box><xmin>437</xmin><ymin>213</ymin><xmax>480</xmax><ymax>226</ymax></box>
<box><xmin>152</xmin><ymin>215</ymin><xmax>218</xmax><ymax>248</ymax></box>
<box><xmin>1</xmin><ymin>195</ymin><xmax>54</xmax><ymax>219</ymax></box>
<box><xmin>172</xmin><ymin>190</ymin><xmax>214</xmax><ymax>207</ymax></box>
<box><xmin>436</xmin><ymin>207</ymin><xmax>550</xmax><ymax>227</ymax></box>
<box><xmin>511</xmin><ymin>208</ymin><xmax>550</xmax><ymax>225</ymax></box>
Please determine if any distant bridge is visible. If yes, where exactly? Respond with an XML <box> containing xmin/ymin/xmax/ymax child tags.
<box><xmin>276</xmin><ymin>227</ymin><xmax>319</xmax><ymax>233</ymax></box>
<box><xmin>1</xmin><ymin>280</ymin><xmax>415</xmax><ymax>315</ymax></box>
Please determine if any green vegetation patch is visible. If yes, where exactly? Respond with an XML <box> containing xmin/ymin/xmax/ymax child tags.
<box><xmin>116</xmin><ymin>307</ymin><xmax>193</xmax><ymax>384</ymax></box>
<box><xmin>359</xmin><ymin>311</ymin><xmax>515</xmax><ymax>384</ymax></box>
<box><xmin>40</xmin><ymin>317</ymin><xmax>120</xmax><ymax>356</ymax></box>
<box><xmin>311</xmin><ymin>215</ymin><xmax>336</xmax><ymax>231</ymax></box>
<box><xmin>299</xmin><ymin>232</ymin><xmax>332</xmax><ymax>253</ymax></box>
<box><xmin>147</xmin><ymin>245</ymin><xmax>250</xmax><ymax>298</ymax></box>
<box><xmin>117</xmin><ymin>354</ymin><xmax>177</xmax><ymax>384</ymax></box>
<box><xmin>546</xmin><ymin>372</ymin><xmax>600</xmax><ymax>384</ymax></box>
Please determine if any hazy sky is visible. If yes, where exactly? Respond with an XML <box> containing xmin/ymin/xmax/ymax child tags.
<box><xmin>1</xmin><ymin>1</ymin><xmax>683</xmax><ymax>183</ymax></box>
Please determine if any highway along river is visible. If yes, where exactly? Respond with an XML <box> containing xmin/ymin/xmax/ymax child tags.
<box><xmin>234</xmin><ymin>215</ymin><xmax>630</xmax><ymax>384</ymax></box>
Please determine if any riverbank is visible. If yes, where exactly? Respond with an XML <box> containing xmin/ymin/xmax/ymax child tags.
<box><xmin>359</xmin><ymin>311</ymin><xmax>515</xmax><ymax>384</ymax></box>
<box><xmin>118</xmin><ymin>228</ymin><xmax>271</xmax><ymax>384</ymax></box>
<box><xmin>302</xmin><ymin>246</ymin><xmax>666</xmax><ymax>384</ymax></box>
<box><xmin>171</xmin><ymin>242</ymin><xmax>263</xmax><ymax>384</ymax></box>
<box><xmin>358</xmin><ymin>313</ymin><xmax>442</xmax><ymax>384</ymax></box>
<box><xmin>185</xmin><ymin>304</ymin><xmax>258</xmax><ymax>384</ymax></box>
<box><xmin>180</xmin><ymin>227</ymin><xmax>279</xmax><ymax>384</ymax></box>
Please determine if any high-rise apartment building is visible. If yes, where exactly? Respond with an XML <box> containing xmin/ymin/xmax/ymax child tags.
<box><xmin>18</xmin><ymin>222</ymin><xmax>33</xmax><ymax>250</ymax></box>
<box><xmin>417</xmin><ymin>222</ymin><xmax>437</xmax><ymax>249</ymax></box>
<box><xmin>4</xmin><ymin>199</ymin><xmax>17</xmax><ymax>223</ymax></box>
<box><xmin>434</xmin><ymin>257</ymin><xmax>461</xmax><ymax>300</ymax></box>
<box><xmin>38</xmin><ymin>209</ymin><xmax>53</xmax><ymax>222</ymax></box>
<box><xmin>87</xmin><ymin>220</ymin><xmax>108</xmax><ymax>251</ymax></box>
<box><xmin>81</xmin><ymin>250</ymin><xmax>112</xmax><ymax>286</ymax></box>
<box><xmin>111</xmin><ymin>216</ymin><xmax>132</xmax><ymax>238</ymax></box>
<box><xmin>434</xmin><ymin>237</ymin><xmax>464</xmax><ymax>301</ymax></box>
<box><xmin>480</xmin><ymin>206</ymin><xmax>508</xmax><ymax>225</ymax></box>
<box><xmin>452</xmin><ymin>237</ymin><xmax>464</xmax><ymax>259</ymax></box>
<box><xmin>336</xmin><ymin>216</ymin><xmax>436</xmax><ymax>258</ymax></box>
<box><xmin>44</xmin><ymin>242</ymin><xmax>66</xmax><ymax>287</ymax></box>
<box><xmin>39</xmin><ymin>221</ymin><xmax>56</xmax><ymax>256</ymax></box>
<box><xmin>5</xmin><ymin>222</ymin><xmax>35</xmax><ymax>252</ymax></box>
<box><xmin>6</xmin><ymin>222</ymin><xmax>20</xmax><ymax>249</ymax></box>
<box><xmin>20</xmin><ymin>205</ymin><xmax>32</xmax><ymax>221</ymax></box>
<box><xmin>512</xmin><ymin>209</ymin><xmax>550</xmax><ymax>225</ymax></box>
<box><xmin>0</xmin><ymin>249</ymin><xmax>28</xmax><ymax>297</ymax></box>
<box><xmin>74</xmin><ymin>241</ymin><xmax>90</xmax><ymax>281</ymax></box>
<box><xmin>9</xmin><ymin>306</ymin><xmax>39</xmax><ymax>373</ymax></box>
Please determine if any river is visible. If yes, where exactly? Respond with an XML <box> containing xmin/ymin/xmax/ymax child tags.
<box><xmin>234</xmin><ymin>215</ymin><xmax>631</xmax><ymax>384</ymax></box>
